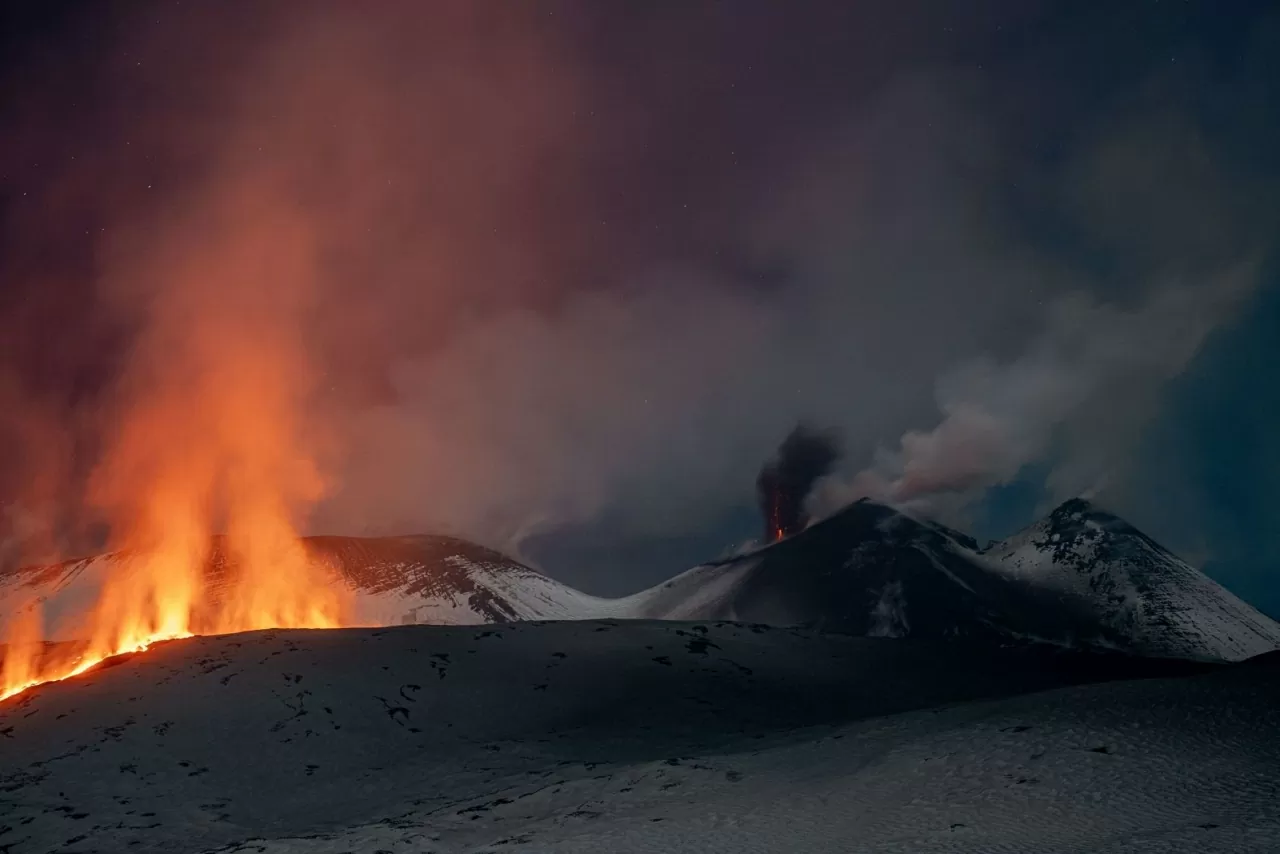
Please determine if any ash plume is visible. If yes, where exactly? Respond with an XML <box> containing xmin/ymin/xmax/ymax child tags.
<box><xmin>0</xmin><ymin>2</ymin><xmax>1274</xmax><ymax>597</ymax></box>
<box><xmin>756</xmin><ymin>425</ymin><xmax>841</xmax><ymax>541</ymax></box>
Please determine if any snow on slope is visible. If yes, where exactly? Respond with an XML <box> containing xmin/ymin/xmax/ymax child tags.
<box><xmin>618</xmin><ymin>500</ymin><xmax>1159</xmax><ymax>652</ymax></box>
<box><xmin>3</xmin><ymin>499</ymin><xmax>1278</xmax><ymax>664</ymax></box>
<box><xmin>983</xmin><ymin>498</ymin><xmax>1280</xmax><ymax>662</ymax></box>
<box><xmin>0</xmin><ymin>536</ymin><xmax>619</xmax><ymax>641</ymax></box>
<box><xmin>614</xmin><ymin>498</ymin><xmax>1280</xmax><ymax>662</ymax></box>
<box><xmin>0</xmin><ymin>621</ymin><xmax>1274</xmax><ymax>853</ymax></box>
<box><xmin>304</xmin><ymin>535</ymin><xmax>620</xmax><ymax>626</ymax></box>
<box><xmin>613</xmin><ymin>500</ymin><xmax>1030</xmax><ymax>633</ymax></box>
<box><xmin>614</xmin><ymin>557</ymin><xmax>761</xmax><ymax>620</ymax></box>
<box><xmin>0</xmin><ymin>554</ymin><xmax>120</xmax><ymax>641</ymax></box>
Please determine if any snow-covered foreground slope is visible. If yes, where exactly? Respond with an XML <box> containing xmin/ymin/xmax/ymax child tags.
<box><xmin>0</xmin><ymin>621</ymin><xmax>1275</xmax><ymax>853</ymax></box>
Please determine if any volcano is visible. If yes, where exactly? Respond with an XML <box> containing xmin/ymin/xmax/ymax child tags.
<box><xmin>626</xmin><ymin>498</ymin><xmax>1280</xmax><ymax>661</ymax></box>
<box><xmin>4</xmin><ymin>498</ymin><xmax>1278</xmax><ymax>671</ymax></box>
<box><xmin>0</xmin><ymin>534</ymin><xmax>611</xmax><ymax>645</ymax></box>
<box><xmin>755</xmin><ymin>424</ymin><xmax>841</xmax><ymax>542</ymax></box>
<box><xmin>4</xmin><ymin>505</ymin><xmax>1280</xmax><ymax>851</ymax></box>
<box><xmin>982</xmin><ymin>498</ymin><xmax>1280</xmax><ymax>661</ymax></box>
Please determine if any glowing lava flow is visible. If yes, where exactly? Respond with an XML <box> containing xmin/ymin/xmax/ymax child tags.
<box><xmin>0</xmin><ymin>459</ymin><xmax>351</xmax><ymax>702</ymax></box>
<box><xmin>0</xmin><ymin>614</ymin><xmax>191</xmax><ymax>704</ymax></box>
<box><xmin>1</xmin><ymin>183</ymin><xmax>356</xmax><ymax>703</ymax></box>
<box><xmin>0</xmin><ymin>537</ymin><xmax>350</xmax><ymax>703</ymax></box>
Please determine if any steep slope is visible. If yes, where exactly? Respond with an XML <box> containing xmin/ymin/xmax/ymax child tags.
<box><xmin>302</xmin><ymin>535</ymin><xmax>615</xmax><ymax>625</ymax></box>
<box><xmin>4</xmin><ymin>499</ymin><xmax>1277</xmax><ymax>664</ymax></box>
<box><xmin>625</xmin><ymin>499</ymin><xmax>1114</xmax><ymax>645</ymax></box>
<box><xmin>983</xmin><ymin>498</ymin><xmax>1280</xmax><ymax>661</ymax></box>
<box><xmin>0</xmin><ymin>535</ymin><xmax>615</xmax><ymax>642</ymax></box>
<box><xmin>622</xmin><ymin>498</ymin><xmax>1280</xmax><ymax>662</ymax></box>
<box><xmin>2</xmin><ymin>622</ymin><xmax>1274</xmax><ymax>854</ymax></box>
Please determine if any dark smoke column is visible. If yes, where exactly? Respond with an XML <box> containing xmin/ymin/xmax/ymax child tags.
<box><xmin>756</xmin><ymin>424</ymin><xmax>841</xmax><ymax>542</ymax></box>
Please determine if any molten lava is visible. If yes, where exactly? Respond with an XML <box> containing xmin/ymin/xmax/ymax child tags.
<box><xmin>0</xmin><ymin>440</ymin><xmax>353</xmax><ymax>700</ymax></box>
<box><xmin>1</xmin><ymin>183</ymin><xmax>356</xmax><ymax>703</ymax></box>
<box><xmin>756</xmin><ymin>424</ymin><xmax>841</xmax><ymax>543</ymax></box>
<box><xmin>0</xmin><ymin>536</ymin><xmax>349</xmax><ymax>703</ymax></box>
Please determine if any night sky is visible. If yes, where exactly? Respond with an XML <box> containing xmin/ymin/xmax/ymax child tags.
<box><xmin>1</xmin><ymin>1</ymin><xmax>1278</xmax><ymax>614</ymax></box>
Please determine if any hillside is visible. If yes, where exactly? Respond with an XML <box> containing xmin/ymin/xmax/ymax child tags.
<box><xmin>0</xmin><ymin>621</ymin><xmax>1273</xmax><ymax>853</ymax></box>
<box><xmin>3</xmin><ymin>498</ymin><xmax>1278</xmax><ymax>663</ymax></box>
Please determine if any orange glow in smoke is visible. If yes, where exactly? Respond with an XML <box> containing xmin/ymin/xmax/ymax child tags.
<box><xmin>0</xmin><ymin>183</ymin><xmax>353</xmax><ymax>703</ymax></box>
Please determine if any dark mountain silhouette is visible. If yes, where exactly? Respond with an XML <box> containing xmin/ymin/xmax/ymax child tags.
<box><xmin>4</xmin><ymin>499</ymin><xmax>1278</xmax><ymax>662</ymax></box>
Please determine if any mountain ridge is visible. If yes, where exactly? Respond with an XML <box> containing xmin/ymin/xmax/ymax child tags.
<box><xmin>981</xmin><ymin>497</ymin><xmax>1280</xmax><ymax>661</ymax></box>
<box><xmin>2</xmin><ymin>497</ymin><xmax>1278</xmax><ymax>662</ymax></box>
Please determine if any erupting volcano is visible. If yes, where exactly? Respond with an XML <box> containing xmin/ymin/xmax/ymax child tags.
<box><xmin>0</xmin><ymin>183</ymin><xmax>360</xmax><ymax>702</ymax></box>
<box><xmin>0</xmin><ymin>537</ymin><xmax>352</xmax><ymax>703</ymax></box>
<box><xmin>755</xmin><ymin>424</ymin><xmax>841</xmax><ymax>543</ymax></box>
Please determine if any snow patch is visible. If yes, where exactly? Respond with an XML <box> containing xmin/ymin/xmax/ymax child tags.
<box><xmin>868</xmin><ymin>581</ymin><xmax>909</xmax><ymax>638</ymax></box>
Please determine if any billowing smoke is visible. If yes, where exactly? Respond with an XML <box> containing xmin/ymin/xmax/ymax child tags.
<box><xmin>0</xmin><ymin>3</ymin><xmax>1275</xmax><ymax>597</ymax></box>
<box><xmin>756</xmin><ymin>425</ymin><xmax>841</xmax><ymax>542</ymax></box>
<box><xmin>814</xmin><ymin>263</ymin><xmax>1259</xmax><ymax>523</ymax></box>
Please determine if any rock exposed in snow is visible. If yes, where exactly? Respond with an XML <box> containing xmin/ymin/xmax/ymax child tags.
<box><xmin>613</xmin><ymin>498</ymin><xmax>1280</xmax><ymax>661</ymax></box>
<box><xmin>982</xmin><ymin>498</ymin><xmax>1280</xmax><ymax>661</ymax></box>
<box><xmin>0</xmin><ymin>535</ymin><xmax>615</xmax><ymax>641</ymax></box>
<box><xmin>3</xmin><ymin>498</ymin><xmax>1278</xmax><ymax>663</ymax></box>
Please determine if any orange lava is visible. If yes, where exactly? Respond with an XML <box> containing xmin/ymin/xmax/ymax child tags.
<box><xmin>1</xmin><ymin>182</ymin><xmax>354</xmax><ymax>704</ymax></box>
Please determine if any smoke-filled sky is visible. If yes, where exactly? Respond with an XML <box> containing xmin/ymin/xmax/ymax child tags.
<box><xmin>1</xmin><ymin>1</ymin><xmax>1278</xmax><ymax>611</ymax></box>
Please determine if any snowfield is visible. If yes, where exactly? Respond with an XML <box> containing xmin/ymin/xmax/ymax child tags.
<box><xmin>3</xmin><ymin>498</ymin><xmax>1279</xmax><ymax>851</ymax></box>
<box><xmin>1</xmin><ymin>620</ymin><xmax>1276</xmax><ymax>853</ymax></box>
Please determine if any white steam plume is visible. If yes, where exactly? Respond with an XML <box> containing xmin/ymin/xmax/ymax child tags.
<box><xmin>814</xmin><ymin>262</ymin><xmax>1259</xmax><ymax>522</ymax></box>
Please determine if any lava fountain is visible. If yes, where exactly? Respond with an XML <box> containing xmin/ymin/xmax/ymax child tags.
<box><xmin>0</xmin><ymin>181</ymin><xmax>354</xmax><ymax>702</ymax></box>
